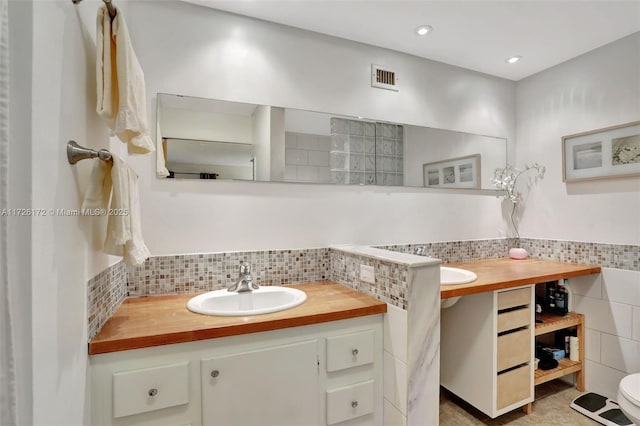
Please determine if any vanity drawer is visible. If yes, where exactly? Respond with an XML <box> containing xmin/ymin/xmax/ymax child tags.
<box><xmin>497</xmin><ymin>287</ymin><xmax>531</xmax><ymax>310</ymax></box>
<box><xmin>497</xmin><ymin>328</ymin><xmax>531</xmax><ymax>372</ymax></box>
<box><xmin>112</xmin><ymin>361</ymin><xmax>189</xmax><ymax>418</ymax></box>
<box><xmin>497</xmin><ymin>364</ymin><xmax>531</xmax><ymax>410</ymax></box>
<box><xmin>497</xmin><ymin>307</ymin><xmax>531</xmax><ymax>333</ymax></box>
<box><xmin>326</xmin><ymin>380</ymin><xmax>374</xmax><ymax>425</ymax></box>
<box><xmin>326</xmin><ymin>330</ymin><xmax>374</xmax><ymax>372</ymax></box>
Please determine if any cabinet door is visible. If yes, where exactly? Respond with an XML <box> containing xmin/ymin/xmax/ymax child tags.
<box><xmin>201</xmin><ymin>340</ymin><xmax>319</xmax><ymax>426</ymax></box>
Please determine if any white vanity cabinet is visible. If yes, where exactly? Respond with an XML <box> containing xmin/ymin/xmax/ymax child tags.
<box><xmin>201</xmin><ymin>340</ymin><xmax>319</xmax><ymax>426</ymax></box>
<box><xmin>440</xmin><ymin>285</ymin><xmax>534</xmax><ymax>418</ymax></box>
<box><xmin>90</xmin><ymin>315</ymin><xmax>383</xmax><ymax>426</ymax></box>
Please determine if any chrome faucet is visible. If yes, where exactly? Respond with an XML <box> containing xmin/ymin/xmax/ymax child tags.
<box><xmin>413</xmin><ymin>245</ymin><xmax>426</xmax><ymax>256</ymax></box>
<box><xmin>228</xmin><ymin>264</ymin><xmax>259</xmax><ymax>293</ymax></box>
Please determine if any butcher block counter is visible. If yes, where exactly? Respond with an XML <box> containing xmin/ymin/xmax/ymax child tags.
<box><xmin>89</xmin><ymin>281</ymin><xmax>387</xmax><ymax>355</ymax></box>
<box><xmin>441</xmin><ymin>258</ymin><xmax>601</xmax><ymax>299</ymax></box>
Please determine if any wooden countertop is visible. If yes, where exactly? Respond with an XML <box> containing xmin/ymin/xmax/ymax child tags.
<box><xmin>89</xmin><ymin>281</ymin><xmax>387</xmax><ymax>355</ymax></box>
<box><xmin>441</xmin><ymin>258</ymin><xmax>601</xmax><ymax>299</ymax></box>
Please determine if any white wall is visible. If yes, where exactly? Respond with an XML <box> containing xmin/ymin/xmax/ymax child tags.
<box><xmin>7</xmin><ymin>1</ymin><xmax>32</xmax><ymax>424</ymax></box>
<box><xmin>122</xmin><ymin>0</ymin><xmax>516</xmax><ymax>255</ymax></box>
<box><xmin>515</xmin><ymin>32</ymin><xmax>640</xmax><ymax>245</ymax></box>
<box><xmin>26</xmin><ymin>1</ymin><xmax>122</xmax><ymax>424</ymax></box>
<box><xmin>517</xmin><ymin>32</ymin><xmax>640</xmax><ymax>401</ymax></box>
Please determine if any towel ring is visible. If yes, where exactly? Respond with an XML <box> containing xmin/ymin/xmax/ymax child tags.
<box><xmin>67</xmin><ymin>140</ymin><xmax>112</xmax><ymax>164</ymax></box>
<box><xmin>72</xmin><ymin>0</ymin><xmax>117</xmax><ymax>20</ymax></box>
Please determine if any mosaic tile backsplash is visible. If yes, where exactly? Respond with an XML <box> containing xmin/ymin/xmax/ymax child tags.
<box><xmin>329</xmin><ymin>249</ymin><xmax>409</xmax><ymax>309</ymax></box>
<box><xmin>126</xmin><ymin>248</ymin><xmax>331</xmax><ymax>296</ymax></box>
<box><xmin>379</xmin><ymin>238</ymin><xmax>513</xmax><ymax>264</ymax></box>
<box><xmin>87</xmin><ymin>261</ymin><xmax>127</xmax><ymax>340</ymax></box>
<box><xmin>87</xmin><ymin>238</ymin><xmax>639</xmax><ymax>340</ymax></box>
<box><xmin>516</xmin><ymin>238</ymin><xmax>639</xmax><ymax>271</ymax></box>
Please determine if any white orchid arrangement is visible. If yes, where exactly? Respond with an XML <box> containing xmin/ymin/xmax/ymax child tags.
<box><xmin>493</xmin><ymin>163</ymin><xmax>545</xmax><ymax>237</ymax></box>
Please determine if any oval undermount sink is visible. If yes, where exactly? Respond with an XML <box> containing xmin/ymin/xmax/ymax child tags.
<box><xmin>187</xmin><ymin>286</ymin><xmax>307</xmax><ymax>316</ymax></box>
<box><xmin>441</xmin><ymin>266</ymin><xmax>477</xmax><ymax>285</ymax></box>
<box><xmin>440</xmin><ymin>267</ymin><xmax>477</xmax><ymax>309</ymax></box>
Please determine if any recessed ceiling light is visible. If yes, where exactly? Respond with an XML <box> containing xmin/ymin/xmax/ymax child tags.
<box><xmin>505</xmin><ymin>56</ymin><xmax>522</xmax><ymax>64</ymax></box>
<box><xmin>415</xmin><ymin>25</ymin><xmax>433</xmax><ymax>36</ymax></box>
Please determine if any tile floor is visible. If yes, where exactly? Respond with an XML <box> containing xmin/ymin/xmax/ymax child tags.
<box><xmin>440</xmin><ymin>380</ymin><xmax>599</xmax><ymax>425</ymax></box>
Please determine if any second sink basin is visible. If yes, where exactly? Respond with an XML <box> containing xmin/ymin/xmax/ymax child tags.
<box><xmin>187</xmin><ymin>286</ymin><xmax>307</xmax><ymax>316</ymax></box>
<box><xmin>441</xmin><ymin>266</ymin><xmax>478</xmax><ymax>285</ymax></box>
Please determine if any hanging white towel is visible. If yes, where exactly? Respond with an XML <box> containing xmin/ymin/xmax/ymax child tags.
<box><xmin>82</xmin><ymin>156</ymin><xmax>151</xmax><ymax>266</ymax></box>
<box><xmin>96</xmin><ymin>5</ymin><xmax>154</xmax><ymax>154</ymax></box>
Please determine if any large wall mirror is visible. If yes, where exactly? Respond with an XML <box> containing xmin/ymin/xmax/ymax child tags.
<box><xmin>157</xmin><ymin>93</ymin><xmax>507</xmax><ymax>190</ymax></box>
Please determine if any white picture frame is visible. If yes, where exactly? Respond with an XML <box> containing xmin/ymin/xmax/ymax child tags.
<box><xmin>423</xmin><ymin>154</ymin><xmax>481</xmax><ymax>189</ymax></box>
<box><xmin>562</xmin><ymin>121</ymin><xmax>640</xmax><ymax>182</ymax></box>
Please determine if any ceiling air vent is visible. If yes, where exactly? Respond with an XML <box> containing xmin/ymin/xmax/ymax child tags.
<box><xmin>371</xmin><ymin>64</ymin><xmax>398</xmax><ymax>91</ymax></box>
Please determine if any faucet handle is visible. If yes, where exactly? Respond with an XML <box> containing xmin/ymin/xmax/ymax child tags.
<box><xmin>239</xmin><ymin>264</ymin><xmax>251</xmax><ymax>275</ymax></box>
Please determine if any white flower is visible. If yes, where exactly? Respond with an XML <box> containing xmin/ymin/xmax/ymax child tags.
<box><xmin>493</xmin><ymin>163</ymin><xmax>545</xmax><ymax>238</ymax></box>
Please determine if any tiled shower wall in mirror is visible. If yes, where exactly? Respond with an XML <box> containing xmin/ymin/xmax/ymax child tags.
<box><xmin>330</xmin><ymin>118</ymin><xmax>404</xmax><ymax>185</ymax></box>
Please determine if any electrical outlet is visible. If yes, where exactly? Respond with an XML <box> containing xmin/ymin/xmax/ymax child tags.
<box><xmin>360</xmin><ymin>265</ymin><xmax>375</xmax><ymax>284</ymax></box>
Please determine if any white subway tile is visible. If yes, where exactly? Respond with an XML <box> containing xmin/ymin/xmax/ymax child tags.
<box><xmin>317</xmin><ymin>136</ymin><xmax>331</xmax><ymax>152</ymax></box>
<box><xmin>569</xmin><ymin>274</ymin><xmax>602</xmax><ymax>299</ymax></box>
<box><xmin>295</xmin><ymin>166</ymin><xmax>318</xmax><ymax>182</ymax></box>
<box><xmin>383</xmin><ymin>351</ymin><xmax>407</xmax><ymax>415</ymax></box>
<box><xmin>285</xmin><ymin>133</ymin><xmax>297</xmax><ymax>148</ymax></box>
<box><xmin>585</xmin><ymin>328</ymin><xmax>601</xmax><ymax>363</ymax></box>
<box><xmin>601</xmin><ymin>268</ymin><xmax>640</xmax><ymax>306</ymax></box>
<box><xmin>307</xmin><ymin>150</ymin><xmax>329</xmax><ymax>167</ymax></box>
<box><xmin>384</xmin><ymin>304</ymin><xmax>407</xmax><ymax>363</ymax></box>
<box><xmin>600</xmin><ymin>333</ymin><xmax>640</xmax><ymax>373</ymax></box>
<box><xmin>284</xmin><ymin>165</ymin><xmax>297</xmax><ymax>181</ymax></box>
<box><xmin>285</xmin><ymin>149</ymin><xmax>308</xmax><ymax>166</ymax></box>
<box><xmin>573</xmin><ymin>295</ymin><xmax>633</xmax><ymax>339</ymax></box>
<box><xmin>383</xmin><ymin>351</ymin><xmax>396</xmax><ymax>402</ymax></box>
<box><xmin>317</xmin><ymin>167</ymin><xmax>331</xmax><ymax>184</ymax></box>
<box><xmin>633</xmin><ymin>307</ymin><xmax>640</xmax><ymax>342</ymax></box>
<box><xmin>396</xmin><ymin>359</ymin><xmax>407</xmax><ymax>414</ymax></box>
<box><xmin>295</xmin><ymin>133</ymin><xmax>318</xmax><ymax>150</ymax></box>
<box><xmin>383</xmin><ymin>399</ymin><xmax>406</xmax><ymax>426</ymax></box>
<box><xmin>585</xmin><ymin>360</ymin><xmax>628</xmax><ymax>400</ymax></box>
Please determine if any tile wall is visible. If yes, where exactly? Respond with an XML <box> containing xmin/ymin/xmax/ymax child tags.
<box><xmin>87</xmin><ymin>261</ymin><xmax>127</xmax><ymax>340</ymax></box>
<box><xmin>127</xmin><ymin>248</ymin><xmax>330</xmax><ymax>296</ymax></box>
<box><xmin>570</xmin><ymin>267</ymin><xmax>640</xmax><ymax>399</ymax></box>
<box><xmin>284</xmin><ymin>131</ymin><xmax>331</xmax><ymax>184</ymax></box>
<box><xmin>380</xmin><ymin>238</ymin><xmax>513</xmax><ymax>263</ymax></box>
<box><xmin>329</xmin><ymin>118</ymin><xmax>404</xmax><ymax>186</ymax></box>
<box><xmin>329</xmin><ymin>249</ymin><xmax>409</xmax><ymax>309</ymax></box>
<box><xmin>87</xmin><ymin>235</ymin><xmax>640</xmax><ymax>378</ymax></box>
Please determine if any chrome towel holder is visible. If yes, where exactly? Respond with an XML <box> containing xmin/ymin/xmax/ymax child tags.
<box><xmin>67</xmin><ymin>140</ymin><xmax>112</xmax><ymax>164</ymax></box>
<box><xmin>72</xmin><ymin>0</ymin><xmax>117</xmax><ymax>20</ymax></box>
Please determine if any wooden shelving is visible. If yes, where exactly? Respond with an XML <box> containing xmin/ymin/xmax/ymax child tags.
<box><xmin>534</xmin><ymin>312</ymin><xmax>584</xmax><ymax>390</ymax></box>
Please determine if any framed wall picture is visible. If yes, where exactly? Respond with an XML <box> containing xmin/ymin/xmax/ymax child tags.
<box><xmin>423</xmin><ymin>154</ymin><xmax>481</xmax><ymax>189</ymax></box>
<box><xmin>562</xmin><ymin>121</ymin><xmax>640</xmax><ymax>182</ymax></box>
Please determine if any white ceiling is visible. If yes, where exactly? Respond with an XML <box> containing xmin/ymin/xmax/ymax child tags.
<box><xmin>182</xmin><ymin>0</ymin><xmax>640</xmax><ymax>81</ymax></box>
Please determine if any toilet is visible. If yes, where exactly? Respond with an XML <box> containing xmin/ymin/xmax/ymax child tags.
<box><xmin>619</xmin><ymin>374</ymin><xmax>640</xmax><ymax>425</ymax></box>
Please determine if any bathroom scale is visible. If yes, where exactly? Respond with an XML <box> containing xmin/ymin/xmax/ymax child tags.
<box><xmin>570</xmin><ymin>392</ymin><xmax>635</xmax><ymax>426</ymax></box>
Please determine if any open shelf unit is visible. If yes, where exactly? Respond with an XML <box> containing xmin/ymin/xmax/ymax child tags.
<box><xmin>534</xmin><ymin>312</ymin><xmax>584</xmax><ymax>390</ymax></box>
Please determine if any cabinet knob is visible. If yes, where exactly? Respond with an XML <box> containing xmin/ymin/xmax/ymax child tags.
<box><xmin>351</xmin><ymin>400</ymin><xmax>358</xmax><ymax>408</ymax></box>
<box><xmin>210</xmin><ymin>370</ymin><xmax>220</xmax><ymax>378</ymax></box>
<box><xmin>148</xmin><ymin>388</ymin><xmax>158</xmax><ymax>397</ymax></box>
<box><xmin>352</xmin><ymin>348</ymin><xmax>359</xmax><ymax>356</ymax></box>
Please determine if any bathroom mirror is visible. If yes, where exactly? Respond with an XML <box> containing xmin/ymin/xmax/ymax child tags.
<box><xmin>157</xmin><ymin>93</ymin><xmax>507</xmax><ymax>190</ymax></box>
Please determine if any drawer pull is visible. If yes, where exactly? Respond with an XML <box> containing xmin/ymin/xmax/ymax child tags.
<box><xmin>210</xmin><ymin>370</ymin><xmax>220</xmax><ymax>378</ymax></box>
<box><xmin>148</xmin><ymin>388</ymin><xmax>158</xmax><ymax>397</ymax></box>
<box><xmin>352</xmin><ymin>348</ymin><xmax>359</xmax><ymax>356</ymax></box>
<box><xmin>351</xmin><ymin>400</ymin><xmax>358</xmax><ymax>408</ymax></box>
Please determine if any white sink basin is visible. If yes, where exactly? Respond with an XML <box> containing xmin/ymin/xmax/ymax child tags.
<box><xmin>187</xmin><ymin>286</ymin><xmax>307</xmax><ymax>316</ymax></box>
<box><xmin>441</xmin><ymin>266</ymin><xmax>477</xmax><ymax>285</ymax></box>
